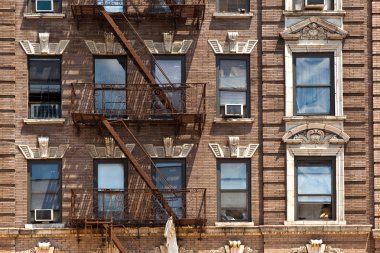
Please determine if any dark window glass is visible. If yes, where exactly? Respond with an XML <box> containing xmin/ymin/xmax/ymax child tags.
<box><xmin>27</xmin><ymin>0</ymin><xmax>62</xmax><ymax>13</ymax></box>
<box><xmin>294</xmin><ymin>53</ymin><xmax>334</xmax><ymax>115</ymax></box>
<box><xmin>28</xmin><ymin>58</ymin><xmax>61</xmax><ymax>119</ymax></box>
<box><xmin>217</xmin><ymin>0</ymin><xmax>249</xmax><ymax>13</ymax></box>
<box><xmin>153</xmin><ymin>160</ymin><xmax>185</xmax><ymax>219</ymax></box>
<box><xmin>296</xmin><ymin>158</ymin><xmax>335</xmax><ymax>220</ymax></box>
<box><xmin>29</xmin><ymin>161</ymin><xmax>61</xmax><ymax>223</ymax></box>
<box><xmin>217</xmin><ymin>57</ymin><xmax>249</xmax><ymax>117</ymax></box>
<box><xmin>153</xmin><ymin>56</ymin><xmax>185</xmax><ymax>114</ymax></box>
<box><xmin>94</xmin><ymin>57</ymin><xmax>127</xmax><ymax>117</ymax></box>
<box><xmin>218</xmin><ymin>160</ymin><xmax>250</xmax><ymax>221</ymax></box>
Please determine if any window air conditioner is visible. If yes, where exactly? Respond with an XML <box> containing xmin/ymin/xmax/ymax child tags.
<box><xmin>304</xmin><ymin>0</ymin><xmax>325</xmax><ymax>9</ymax></box>
<box><xmin>36</xmin><ymin>0</ymin><xmax>54</xmax><ymax>12</ymax></box>
<box><xmin>224</xmin><ymin>104</ymin><xmax>243</xmax><ymax>118</ymax></box>
<box><xmin>34</xmin><ymin>209</ymin><xmax>54</xmax><ymax>222</ymax></box>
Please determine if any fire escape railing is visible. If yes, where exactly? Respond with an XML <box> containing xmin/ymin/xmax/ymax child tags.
<box><xmin>69</xmin><ymin>188</ymin><xmax>207</xmax><ymax>226</ymax></box>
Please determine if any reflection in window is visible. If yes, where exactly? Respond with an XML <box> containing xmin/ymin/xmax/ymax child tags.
<box><xmin>97</xmin><ymin>0</ymin><xmax>125</xmax><ymax>12</ymax></box>
<box><xmin>94</xmin><ymin>57</ymin><xmax>127</xmax><ymax>117</ymax></box>
<box><xmin>294</xmin><ymin>53</ymin><xmax>334</xmax><ymax>115</ymax></box>
<box><xmin>29</xmin><ymin>161</ymin><xmax>61</xmax><ymax>223</ymax></box>
<box><xmin>28</xmin><ymin>58</ymin><xmax>61</xmax><ymax>119</ymax></box>
<box><xmin>217</xmin><ymin>0</ymin><xmax>249</xmax><ymax>13</ymax></box>
<box><xmin>218</xmin><ymin>160</ymin><xmax>250</xmax><ymax>221</ymax></box>
<box><xmin>296</xmin><ymin>158</ymin><xmax>334</xmax><ymax>220</ymax></box>
<box><xmin>153</xmin><ymin>160</ymin><xmax>185</xmax><ymax>218</ymax></box>
<box><xmin>217</xmin><ymin>57</ymin><xmax>249</xmax><ymax>117</ymax></box>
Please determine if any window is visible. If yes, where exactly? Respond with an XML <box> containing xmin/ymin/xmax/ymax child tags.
<box><xmin>153</xmin><ymin>160</ymin><xmax>185</xmax><ymax>218</ymax></box>
<box><xmin>94</xmin><ymin>57</ymin><xmax>127</xmax><ymax>118</ymax></box>
<box><xmin>296</xmin><ymin>158</ymin><xmax>335</xmax><ymax>221</ymax></box>
<box><xmin>94</xmin><ymin>160</ymin><xmax>128</xmax><ymax>220</ymax></box>
<box><xmin>217</xmin><ymin>160</ymin><xmax>250</xmax><ymax>221</ymax></box>
<box><xmin>26</xmin><ymin>0</ymin><xmax>62</xmax><ymax>13</ymax></box>
<box><xmin>217</xmin><ymin>0</ymin><xmax>249</xmax><ymax>13</ymax></box>
<box><xmin>293</xmin><ymin>53</ymin><xmax>334</xmax><ymax>116</ymax></box>
<box><xmin>97</xmin><ymin>0</ymin><xmax>125</xmax><ymax>12</ymax></box>
<box><xmin>28</xmin><ymin>57</ymin><xmax>61</xmax><ymax>119</ymax></box>
<box><xmin>153</xmin><ymin>56</ymin><xmax>185</xmax><ymax>114</ymax></box>
<box><xmin>217</xmin><ymin>56</ymin><xmax>249</xmax><ymax>118</ymax></box>
<box><xmin>292</xmin><ymin>0</ymin><xmax>334</xmax><ymax>10</ymax></box>
<box><xmin>28</xmin><ymin>161</ymin><xmax>61</xmax><ymax>223</ymax></box>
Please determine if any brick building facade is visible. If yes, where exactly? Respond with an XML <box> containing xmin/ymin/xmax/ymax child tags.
<box><xmin>0</xmin><ymin>0</ymin><xmax>377</xmax><ymax>252</ymax></box>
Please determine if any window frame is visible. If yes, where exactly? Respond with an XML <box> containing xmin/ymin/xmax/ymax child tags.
<box><xmin>216</xmin><ymin>0</ymin><xmax>250</xmax><ymax>13</ymax></box>
<box><xmin>216</xmin><ymin>55</ymin><xmax>250</xmax><ymax>118</ymax></box>
<box><xmin>28</xmin><ymin>160</ymin><xmax>62</xmax><ymax>223</ymax></box>
<box><xmin>286</xmin><ymin>0</ymin><xmax>341</xmax><ymax>11</ymax></box>
<box><xmin>295</xmin><ymin>157</ymin><xmax>336</xmax><ymax>221</ymax></box>
<box><xmin>27</xmin><ymin>0</ymin><xmax>62</xmax><ymax>13</ymax></box>
<box><xmin>217</xmin><ymin>159</ymin><xmax>251</xmax><ymax>222</ymax></box>
<box><xmin>28</xmin><ymin>56</ymin><xmax>62</xmax><ymax>119</ymax></box>
<box><xmin>292</xmin><ymin>52</ymin><xmax>335</xmax><ymax>116</ymax></box>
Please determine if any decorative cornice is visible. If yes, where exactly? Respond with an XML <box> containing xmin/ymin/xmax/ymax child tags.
<box><xmin>280</xmin><ymin>16</ymin><xmax>347</xmax><ymax>40</ymax></box>
<box><xmin>18</xmin><ymin>137</ymin><xmax>69</xmax><ymax>160</ymax></box>
<box><xmin>208</xmin><ymin>39</ymin><xmax>257</xmax><ymax>54</ymax></box>
<box><xmin>144</xmin><ymin>137</ymin><xmax>193</xmax><ymax>158</ymax></box>
<box><xmin>86</xmin><ymin>137</ymin><xmax>135</xmax><ymax>159</ymax></box>
<box><xmin>20</xmin><ymin>33</ymin><xmax>69</xmax><ymax>55</ymax></box>
<box><xmin>85</xmin><ymin>32</ymin><xmax>126</xmax><ymax>55</ymax></box>
<box><xmin>290</xmin><ymin>239</ymin><xmax>343</xmax><ymax>253</ymax></box>
<box><xmin>144</xmin><ymin>39</ymin><xmax>193</xmax><ymax>54</ymax></box>
<box><xmin>209</xmin><ymin>137</ymin><xmax>259</xmax><ymax>158</ymax></box>
<box><xmin>282</xmin><ymin>123</ymin><xmax>349</xmax><ymax>144</ymax></box>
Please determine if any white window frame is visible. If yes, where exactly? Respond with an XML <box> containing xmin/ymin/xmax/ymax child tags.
<box><xmin>284</xmin><ymin>41</ymin><xmax>343</xmax><ymax>118</ymax></box>
<box><xmin>284</xmin><ymin>146</ymin><xmax>345</xmax><ymax>225</ymax></box>
<box><xmin>285</xmin><ymin>0</ymin><xmax>342</xmax><ymax>11</ymax></box>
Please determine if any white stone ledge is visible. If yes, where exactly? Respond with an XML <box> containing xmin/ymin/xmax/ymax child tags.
<box><xmin>283</xmin><ymin>115</ymin><xmax>346</xmax><ymax>122</ymax></box>
<box><xmin>212</xmin><ymin>12</ymin><xmax>253</xmax><ymax>18</ymax></box>
<box><xmin>214</xmin><ymin>221</ymin><xmax>255</xmax><ymax>227</ymax></box>
<box><xmin>23</xmin><ymin>13</ymin><xmax>65</xmax><ymax>19</ymax></box>
<box><xmin>283</xmin><ymin>10</ymin><xmax>345</xmax><ymax>17</ymax></box>
<box><xmin>213</xmin><ymin>117</ymin><xmax>254</xmax><ymax>124</ymax></box>
<box><xmin>23</xmin><ymin>118</ymin><xmax>65</xmax><ymax>125</ymax></box>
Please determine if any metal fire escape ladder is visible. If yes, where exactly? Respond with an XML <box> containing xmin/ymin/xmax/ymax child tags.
<box><xmin>101</xmin><ymin>119</ymin><xmax>178</xmax><ymax>220</ymax></box>
<box><xmin>99</xmin><ymin>7</ymin><xmax>177</xmax><ymax>114</ymax></box>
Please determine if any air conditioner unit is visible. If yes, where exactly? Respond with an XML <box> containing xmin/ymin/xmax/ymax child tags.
<box><xmin>36</xmin><ymin>0</ymin><xmax>54</xmax><ymax>12</ymax></box>
<box><xmin>34</xmin><ymin>209</ymin><xmax>54</xmax><ymax>222</ymax></box>
<box><xmin>224</xmin><ymin>104</ymin><xmax>243</xmax><ymax>118</ymax></box>
<box><xmin>304</xmin><ymin>0</ymin><xmax>325</xmax><ymax>9</ymax></box>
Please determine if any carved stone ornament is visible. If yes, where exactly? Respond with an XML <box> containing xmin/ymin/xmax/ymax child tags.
<box><xmin>20</xmin><ymin>32</ymin><xmax>70</xmax><ymax>55</ymax></box>
<box><xmin>209</xmin><ymin>137</ymin><xmax>259</xmax><ymax>158</ymax></box>
<box><xmin>18</xmin><ymin>137</ymin><xmax>69</xmax><ymax>160</ymax></box>
<box><xmin>85</xmin><ymin>32</ymin><xmax>126</xmax><ymax>55</ymax></box>
<box><xmin>208</xmin><ymin>38</ymin><xmax>257</xmax><ymax>54</ymax></box>
<box><xmin>144</xmin><ymin>137</ymin><xmax>194</xmax><ymax>158</ymax></box>
<box><xmin>282</xmin><ymin>123</ymin><xmax>350</xmax><ymax>145</ymax></box>
<box><xmin>20</xmin><ymin>241</ymin><xmax>66</xmax><ymax>253</ymax></box>
<box><xmin>207</xmin><ymin>242</ymin><xmax>257</xmax><ymax>253</ymax></box>
<box><xmin>144</xmin><ymin>38</ymin><xmax>193</xmax><ymax>54</ymax></box>
<box><xmin>128</xmin><ymin>247</ymin><xmax>193</xmax><ymax>253</ymax></box>
<box><xmin>289</xmin><ymin>239</ymin><xmax>343</xmax><ymax>253</ymax></box>
<box><xmin>86</xmin><ymin>137</ymin><xmax>135</xmax><ymax>159</ymax></box>
<box><xmin>93</xmin><ymin>243</ymin><xmax>121</xmax><ymax>253</ymax></box>
<box><xmin>280</xmin><ymin>16</ymin><xmax>348</xmax><ymax>41</ymax></box>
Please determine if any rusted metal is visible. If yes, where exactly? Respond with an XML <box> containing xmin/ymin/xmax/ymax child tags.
<box><xmin>103</xmin><ymin>224</ymin><xmax>128</xmax><ymax>253</ymax></box>
<box><xmin>70</xmin><ymin>188</ymin><xmax>207</xmax><ymax>227</ymax></box>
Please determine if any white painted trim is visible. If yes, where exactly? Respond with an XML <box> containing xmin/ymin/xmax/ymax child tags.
<box><xmin>285</xmin><ymin>0</ymin><xmax>342</xmax><ymax>11</ymax></box>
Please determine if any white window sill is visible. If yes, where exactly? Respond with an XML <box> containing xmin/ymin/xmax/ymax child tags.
<box><xmin>23</xmin><ymin>118</ymin><xmax>65</xmax><ymax>125</ymax></box>
<box><xmin>23</xmin><ymin>13</ymin><xmax>65</xmax><ymax>19</ymax></box>
<box><xmin>24</xmin><ymin>223</ymin><xmax>65</xmax><ymax>229</ymax></box>
<box><xmin>284</xmin><ymin>220</ymin><xmax>346</xmax><ymax>225</ymax></box>
<box><xmin>213</xmin><ymin>12</ymin><xmax>253</xmax><ymax>19</ymax></box>
<box><xmin>213</xmin><ymin>117</ymin><xmax>254</xmax><ymax>123</ymax></box>
<box><xmin>215</xmin><ymin>221</ymin><xmax>255</xmax><ymax>227</ymax></box>
<box><xmin>283</xmin><ymin>10</ymin><xmax>345</xmax><ymax>16</ymax></box>
<box><xmin>283</xmin><ymin>115</ymin><xmax>346</xmax><ymax>122</ymax></box>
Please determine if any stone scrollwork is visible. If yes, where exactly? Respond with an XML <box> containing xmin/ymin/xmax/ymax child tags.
<box><xmin>300</xmin><ymin>23</ymin><xmax>328</xmax><ymax>40</ymax></box>
<box><xmin>20</xmin><ymin>32</ymin><xmax>70</xmax><ymax>55</ymax></box>
<box><xmin>86</xmin><ymin>137</ymin><xmax>135</xmax><ymax>159</ymax></box>
<box><xmin>209</xmin><ymin>137</ymin><xmax>259</xmax><ymax>158</ymax></box>
<box><xmin>18</xmin><ymin>136</ymin><xmax>69</xmax><ymax>160</ymax></box>
<box><xmin>292</xmin><ymin>129</ymin><xmax>337</xmax><ymax>144</ymax></box>
<box><xmin>144</xmin><ymin>137</ymin><xmax>194</xmax><ymax>158</ymax></box>
<box><xmin>85</xmin><ymin>32</ymin><xmax>126</xmax><ymax>55</ymax></box>
<box><xmin>289</xmin><ymin>239</ymin><xmax>343</xmax><ymax>253</ymax></box>
<box><xmin>20</xmin><ymin>242</ymin><xmax>66</xmax><ymax>253</ymax></box>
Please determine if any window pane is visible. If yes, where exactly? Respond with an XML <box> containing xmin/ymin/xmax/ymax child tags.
<box><xmin>36</xmin><ymin>0</ymin><xmax>53</xmax><ymax>11</ymax></box>
<box><xmin>298</xmin><ymin>196</ymin><xmax>331</xmax><ymax>203</ymax></box>
<box><xmin>31</xmin><ymin>163</ymin><xmax>59</xmax><ymax>180</ymax></box>
<box><xmin>298</xmin><ymin>203</ymin><xmax>333</xmax><ymax>220</ymax></box>
<box><xmin>98</xmin><ymin>163</ymin><xmax>125</xmax><ymax>189</ymax></box>
<box><xmin>31</xmin><ymin>181</ymin><xmax>60</xmax><ymax>194</ymax></box>
<box><xmin>220</xmin><ymin>91</ymin><xmax>246</xmax><ymax>106</ymax></box>
<box><xmin>31</xmin><ymin>193</ymin><xmax>60</xmax><ymax>210</ymax></box>
<box><xmin>307</xmin><ymin>0</ymin><xmax>324</xmax><ymax>4</ymax></box>
<box><xmin>155</xmin><ymin>162</ymin><xmax>183</xmax><ymax>189</ymax></box>
<box><xmin>298</xmin><ymin>164</ymin><xmax>332</xmax><ymax>195</ymax></box>
<box><xmin>220</xmin><ymin>162</ymin><xmax>247</xmax><ymax>189</ymax></box>
<box><xmin>220</xmin><ymin>192</ymin><xmax>248</xmax><ymax>221</ymax></box>
<box><xmin>95</xmin><ymin>87</ymin><xmax>126</xmax><ymax>114</ymax></box>
<box><xmin>29</xmin><ymin>59</ymin><xmax>60</xmax><ymax>83</ymax></box>
<box><xmin>155</xmin><ymin>59</ymin><xmax>182</xmax><ymax>86</ymax></box>
<box><xmin>97</xmin><ymin>0</ymin><xmax>124</xmax><ymax>12</ymax></box>
<box><xmin>218</xmin><ymin>0</ymin><xmax>247</xmax><ymax>12</ymax></box>
<box><xmin>95</xmin><ymin>58</ymin><xmax>126</xmax><ymax>84</ymax></box>
<box><xmin>296</xmin><ymin>87</ymin><xmax>330</xmax><ymax>114</ymax></box>
<box><xmin>219</xmin><ymin>60</ymin><xmax>247</xmax><ymax>89</ymax></box>
<box><xmin>296</xmin><ymin>56</ymin><xmax>331</xmax><ymax>85</ymax></box>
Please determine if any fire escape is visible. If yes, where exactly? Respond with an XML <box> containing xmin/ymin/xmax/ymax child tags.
<box><xmin>69</xmin><ymin>0</ymin><xmax>206</xmax><ymax>251</ymax></box>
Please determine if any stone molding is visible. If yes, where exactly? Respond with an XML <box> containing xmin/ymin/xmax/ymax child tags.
<box><xmin>280</xmin><ymin>16</ymin><xmax>347</xmax><ymax>40</ymax></box>
<box><xmin>20</xmin><ymin>242</ymin><xmax>66</xmax><ymax>253</ymax></box>
<box><xmin>208</xmin><ymin>32</ymin><xmax>257</xmax><ymax>54</ymax></box>
<box><xmin>282</xmin><ymin>123</ymin><xmax>350</xmax><ymax>144</ymax></box>
<box><xmin>86</xmin><ymin>137</ymin><xmax>135</xmax><ymax>159</ymax></box>
<box><xmin>20</xmin><ymin>32</ymin><xmax>69</xmax><ymax>55</ymax></box>
<box><xmin>85</xmin><ymin>32</ymin><xmax>126</xmax><ymax>55</ymax></box>
<box><xmin>18</xmin><ymin>137</ymin><xmax>69</xmax><ymax>160</ymax></box>
<box><xmin>290</xmin><ymin>239</ymin><xmax>343</xmax><ymax>253</ymax></box>
<box><xmin>144</xmin><ymin>33</ymin><xmax>193</xmax><ymax>54</ymax></box>
<box><xmin>209</xmin><ymin>137</ymin><xmax>259</xmax><ymax>158</ymax></box>
<box><xmin>144</xmin><ymin>137</ymin><xmax>194</xmax><ymax>158</ymax></box>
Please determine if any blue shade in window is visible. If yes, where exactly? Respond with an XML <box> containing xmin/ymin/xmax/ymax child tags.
<box><xmin>155</xmin><ymin>59</ymin><xmax>182</xmax><ymax>86</ymax></box>
<box><xmin>296</xmin><ymin>57</ymin><xmax>331</xmax><ymax>85</ymax></box>
<box><xmin>31</xmin><ymin>163</ymin><xmax>59</xmax><ymax>180</ymax></box>
<box><xmin>95</xmin><ymin>58</ymin><xmax>126</xmax><ymax>85</ymax></box>
<box><xmin>220</xmin><ymin>91</ymin><xmax>247</xmax><ymax>106</ymax></box>
<box><xmin>98</xmin><ymin>163</ymin><xmax>125</xmax><ymax>189</ymax></box>
<box><xmin>154</xmin><ymin>162</ymin><xmax>183</xmax><ymax>189</ymax></box>
<box><xmin>298</xmin><ymin>165</ymin><xmax>332</xmax><ymax>195</ymax></box>
<box><xmin>220</xmin><ymin>162</ymin><xmax>247</xmax><ymax>190</ymax></box>
<box><xmin>219</xmin><ymin>60</ymin><xmax>247</xmax><ymax>89</ymax></box>
<box><xmin>36</xmin><ymin>0</ymin><xmax>53</xmax><ymax>11</ymax></box>
<box><xmin>296</xmin><ymin>87</ymin><xmax>330</xmax><ymax>114</ymax></box>
<box><xmin>97</xmin><ymin>0</ymin><xmax>124</xmax><ymax>12</ymax></box>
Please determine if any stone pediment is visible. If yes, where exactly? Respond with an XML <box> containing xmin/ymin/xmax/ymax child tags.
<box><xmin>282</xmin><ymin>123</ymin><xmax>350</xmax><ymax>145</ymax></box>
<box><xmin>280</xmin><ymin>17</ymin><xmax>347</xmax><ymax>40</ymax></box>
